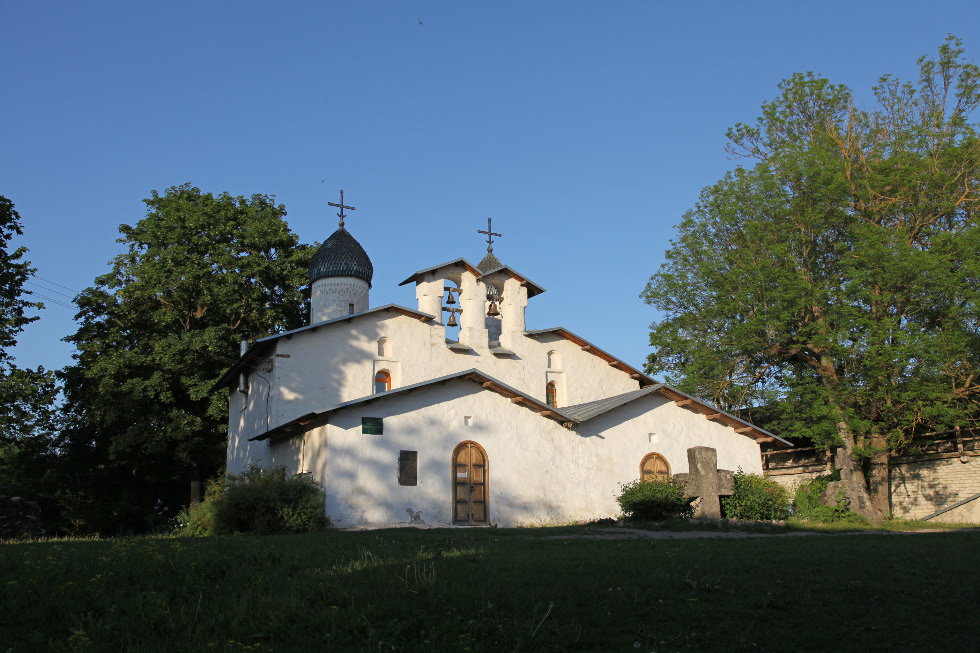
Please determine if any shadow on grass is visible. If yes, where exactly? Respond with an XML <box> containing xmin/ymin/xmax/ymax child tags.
<box><xmin>3</xmin><ymin>526</ymin><xmax>980</xmax><ymax>651</ymax></box>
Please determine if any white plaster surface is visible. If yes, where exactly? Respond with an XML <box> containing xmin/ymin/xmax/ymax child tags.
<box><xmin>225</xmin><ymin>257</ymin><xmax>767</xmax><ymax>527</ymax></box>
<box><xmin>311</xmin><ymin>277</ymin><xmax>369</xmax><ymax>323</ymax></box>
<box><xmin>253</xmin><ymin>379</ymin><xmax>762</xmax><ymax>527</ymax></box>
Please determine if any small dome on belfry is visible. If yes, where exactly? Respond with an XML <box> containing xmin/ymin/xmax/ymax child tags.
<box><xmin>309</xmin><ymin>191</ymin><xmax>373</xmax><ymax>324</ymax></box>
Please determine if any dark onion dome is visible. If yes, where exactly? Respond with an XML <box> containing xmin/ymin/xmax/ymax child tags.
<box><xmin>308</xmin><ymin>227</ymin><xmax>374</xmax><ymax>287</ymax></box>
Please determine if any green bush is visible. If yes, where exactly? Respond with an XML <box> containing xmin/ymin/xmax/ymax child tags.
<box><xmin>721</xmin><ymin>469</ymin><xmax>790</xmax><ymax>521</ymax></box>
<box><xmin>617</xmin><ymin>477</ymin><xmax>696</xmax><ymax>521</ymax></box>
<box><xmin>179</xmin><ymin>465</ymin><xmax>330</xmax><ymax>535</ymax></box>
<box><xmin>792</xmin><ymin>472</ymin><xmax>834</xmax><ymax>521</ymax></box>
<box><xmin>792</xmin><ymin>473</ymin><xmax>867</xmax><ymax>524</ymax></box>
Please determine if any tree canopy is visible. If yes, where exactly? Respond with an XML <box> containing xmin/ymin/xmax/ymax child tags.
<box><xmin>0</xmin><ymin>196</ymin><xmax>59</xmax><ymax>506</ymax></box>
<box><xmin>58</xmin><ymin>184</ymin><xmax>314</xmax><ymax>533</ymax></box>
<box><xmin>642</xmin><ymin>36</ymin><xmax>980</xmax><ymax>519</ymax></box>
<box><xmin>0</xmin><ymin>196</ymin><xmax>41</xmax><ymax>366</ymax></box>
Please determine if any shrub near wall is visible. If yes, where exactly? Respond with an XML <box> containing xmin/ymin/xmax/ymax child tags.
<box><xmin>180</xmin><ymin>466</ymin><xmax>329</xmax><ymax>535</ymax></box>
<box><xmin>722</xmin><ymin>470</ymin><xmax>790</xmax><ymax>521</ymax></box>
<box><xmin>617</xmin><ymin>478</ymin><xmax>696</xmax><ymax>521</ymax></box>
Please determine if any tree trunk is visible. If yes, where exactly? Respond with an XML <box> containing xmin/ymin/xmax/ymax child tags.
<box><xmin>867</xmin><ymin>434</ymin><xmax>891</xmax><ymax>517</ymax></box>
<box><xmin>834</xmin><ymin>420</ymin><xmax>884</xmax><ymax>524</ymax></box>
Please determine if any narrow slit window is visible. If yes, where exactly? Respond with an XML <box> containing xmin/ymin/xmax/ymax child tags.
<box><xmin>546</xmin><ymin>381</ymin><xmax>558</xmax><ymax>408</ymax></box>
<box><xmin>398</xmin><ymin>450</ymin><xmax>418</xmax><ymax>486</ymax></box>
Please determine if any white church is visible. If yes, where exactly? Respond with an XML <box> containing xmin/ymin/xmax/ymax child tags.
<box><xmin>218</xmin><ymin>202</ymin><xmax>787</xmax><ymax>527</ymax></box>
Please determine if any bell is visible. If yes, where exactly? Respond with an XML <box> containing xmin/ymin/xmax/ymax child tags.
<box><xmin>487</xmin><ymin>301</ymin><xmax>500</xmax><ymax>317</ymax></box>
<box><xmin>447</xmin><ymin>310</ymin><xmax>458</xmax><ymax>327</ymax></box>
<box><xmin>446</xmin><ymin>289</ymin><xmax>456</xmax><ymax>305</ymax></box>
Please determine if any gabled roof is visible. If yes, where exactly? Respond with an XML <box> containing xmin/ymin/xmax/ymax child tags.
<box><xmin>246</xmin><ymin>367</ymin><xmax>788</xmax><ymax>446</ymax></box>
<box><xmin>212</xmin><ymin>304</ymin><xmax>435</xmax><ymax>390</ymax></box>
<box><xmin>399</xmin><ymin>258</ymin><xmax>482</xmax><ymax>284</ymax></box>
<box><xmin>562</xmin><ymin>386</ymin><xmax>791</xmax><ymax>445</ymax></box>
<box><xmin>249</xmin><ymin>369</ymin><xmax>574</xmax><ymax>442</ymax></box>
<box><xmin>398</xmin><ymin>257</ymin><xmax>547</xmax><ymax>297</ymax></box>
<box><xmin>524</xmin><ymin>327</ymin><xmax>657</xmax><ymax>388</ymax></box>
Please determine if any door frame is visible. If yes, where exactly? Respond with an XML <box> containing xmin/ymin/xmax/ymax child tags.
<box><xmin>451</xmin><ymin>440</ymin><xmax>490</xmax><ymax>525</ymax></box>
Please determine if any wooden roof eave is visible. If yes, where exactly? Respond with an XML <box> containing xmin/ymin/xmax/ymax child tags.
<box><xmin>657</xmin><ymin>386</ymin><xmax>790</xmax><ymax>446</ymax></box>
<box><xmin>524</xmin><ymin>327</ymin><xmax>656</xmax><ymax>387</ymax></box>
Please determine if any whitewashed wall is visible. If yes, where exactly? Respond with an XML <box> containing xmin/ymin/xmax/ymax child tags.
<box><xmin>226</xmin><ymin>310</ymin><xmax>642</xmax><ymax>454</ymax></box>
<box><xmin>255</xmin><ymin>380</ymin><xmax>763</xmax><ymax>527</ymax></box>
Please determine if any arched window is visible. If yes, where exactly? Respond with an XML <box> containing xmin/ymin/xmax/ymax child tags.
<box><xmin>375</xmin><ymin>370</ymin><xmax>391</xmax><ymax>393</ymax></box>
<box><xmin>640</xmin><ymin>453</ymin><xmax>670</xmax><ymax>481</ymax></box>
<box><xmin>546</xmin><ymin>381</ymin><xmax>558</xmax><ymax>408</ymax></box>
<box><xmin>377</xmin><ymin>337</ymin><xmax>391</xmax><ymax>358</ymax></box>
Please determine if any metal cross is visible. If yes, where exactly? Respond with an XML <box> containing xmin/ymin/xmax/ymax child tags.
<box><xmin>478</xmin><ymin>218</ymin><xmax>502</xmax><ymax>252</ymax></box>
<box><xmin>328</xmin><ymin>190</ymin><xmax>356</xmax><ymax>228</ymax></box>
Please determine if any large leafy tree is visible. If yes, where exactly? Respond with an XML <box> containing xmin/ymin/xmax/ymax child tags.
<box><xmin>60</xmin><ymin>184</ymin><xmax>313</xmax><ymax>533</ymax></box>
<box><xmin>0</xmin><ymin>196</ymin><xmax>59</xmax><ymax>505</ymax></box>
<box><xmin>643</xmin><ymin>37</ymin><xmax>980</xmax><ymax>521</ymax></box>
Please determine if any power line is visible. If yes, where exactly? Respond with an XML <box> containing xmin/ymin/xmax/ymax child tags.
<box><xmin>25</xmin><ymin>280</ymin><xmax>76</xmax><ymax>300</ymax></box>
<box><xmin>34</xmin><ymin>276</ymin><xmax>81</xmax><ymax>294</ymax></box>
<box><xmin>27</xmin><ymin>291</ymin><xmax>75</xmax><ymax>310</ymax></box>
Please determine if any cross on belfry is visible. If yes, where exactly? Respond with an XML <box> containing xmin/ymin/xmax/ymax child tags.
<box><xmin>477</xmin><ymin>218</ymin><xmax>502</xmax><ymax>253</ymax></box>
<box><xmin>673</xmin><ymin>446</ymin><xmax>734</xmax><ymax>520</ymax></box>
<box><xmin>328</xmin><ymin>190</ymin><xmax>356</xmax><ymax>228</ymax></box>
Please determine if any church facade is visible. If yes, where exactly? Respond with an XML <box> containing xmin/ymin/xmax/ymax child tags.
<box><xmin>218</xmin><ymin>210</ymin><xmax>787</xmax><ymax>527</ymax></box>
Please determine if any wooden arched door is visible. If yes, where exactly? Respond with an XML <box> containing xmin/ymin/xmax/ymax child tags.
<box><xmin>640</xmin><ymin>452</ymin><xmax>671</xmax><ymax>481</ymax></box>
<box><xmin>453</xmin><ymin>441</ymin><xmax>488</xmax><ymax>525</ymax></box>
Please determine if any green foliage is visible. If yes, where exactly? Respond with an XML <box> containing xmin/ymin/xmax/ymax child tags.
<box><xmin>792</xmin><ymin>474</ymin><xmax>834</xmax><ymax>521</ymax></box>
<box><xmin>179</xmin><ymin>465</ymin><xmax>330</xmax><ymax>535</ymax></box>
<box><xmin>643</xmin><ymin>37</ymin><xmax>980</xmax><ymax>495</ymax></box>
<box><xmin>57</xmin><ymin>184</ymin><xmax>314</xmax><ymax>534</ymax></box>
<box><xmin>721</xmin><ymin>469</ymin><xmax>789</xmax><ymax>521</ymax></box>
<box><xmin>0</xmin><ymin>196</ymin><xmax>42</xmax><ymax>361</ymax></box>
<box><xmin>616</xmin><ymin>477</ymin><xmax>695</xmax><ymax>521</ymax></box>
<box><xmin>0</xmin><ymin>196</ymin><xmax>61</xmax><ymax>523</ymax></box>
<box><xmin>792</xmin><ymin>473</ymin><xmax>867</xmax><ymax>525</ymax></box>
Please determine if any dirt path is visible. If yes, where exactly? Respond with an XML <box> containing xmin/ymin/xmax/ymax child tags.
<box><xmin>545</xmin><ymin>526</ymin><xmax>975</xmax><ymax>540</ymax></box>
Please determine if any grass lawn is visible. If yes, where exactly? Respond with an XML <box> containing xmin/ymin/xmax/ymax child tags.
<box><xmin>2</xmin><ymin>524</ymin><xmax>978</xmax><ymax>651</ymax></box>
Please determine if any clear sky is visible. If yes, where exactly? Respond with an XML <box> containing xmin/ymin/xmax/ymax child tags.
<box><xmin>4</xmin><ymin>1</ymin><xmax>979</xmax><ymax>376</ymax></box>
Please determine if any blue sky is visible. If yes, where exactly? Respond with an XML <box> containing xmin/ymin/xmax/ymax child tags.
<box><xmin>4</xmin><ymin>1</ymin><xmax>979</xmax><ymax>376</ymax></box>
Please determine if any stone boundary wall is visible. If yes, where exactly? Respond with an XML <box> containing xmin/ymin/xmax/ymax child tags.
<box><xmin>762</xmin><ymin>433</ymin><xmax>980</xmax><ymax>524</ymax></box>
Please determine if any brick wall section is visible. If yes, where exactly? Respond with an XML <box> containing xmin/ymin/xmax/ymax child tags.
<box><xmin>767</xmin><ymin>469</ymin><xmax>824</xmax><ymax>490</ymax></box>
<box><xmin>762</xmin><ymin>435</ymin><xmax>980</xmax><ymax>524</ymax></box>
<box><xmin>890</xmin><ymin>454</ymin><xmax>980</xmax><ymax>523</ymax></box>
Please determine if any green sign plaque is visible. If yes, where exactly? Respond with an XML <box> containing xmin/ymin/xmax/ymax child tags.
<box><xmin>361</xmin><ymin>417</ymin><xmax>383</xmax><ymax>435</ymax></box>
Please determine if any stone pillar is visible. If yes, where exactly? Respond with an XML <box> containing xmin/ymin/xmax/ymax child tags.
<box><xmin>416</xmin><ymin>276</ymin><xmax>444</xmax><ymax>323</ymax></box>
<box><xmin>499</xmin><ymin>278</ymin><xmax>527</xmax><ymax>347</ymax></box>
<box><xmin>458</xmin><ymin>272</ymin><xmax>488</xmax><ymax>348</ymax></box>
<box><xmin>311</xmin><ymin>277</ymin><xmax>370</xmax><ymax>323</ymax></box>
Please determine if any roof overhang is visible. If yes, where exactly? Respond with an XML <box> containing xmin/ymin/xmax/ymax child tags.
<box><xmin>560</xmin><ymin>384</ymin><xmax>791</xmax><ymax>446</ymax></box>
<box><xmin>524</xmin><ymin>327</ymin><xmax>657</xmax><ymax>387</ymax></box>
<box><xmin>211</xmin><ymin>304</ymin><xmax>435</xmax><ymax>391</ymax></box>
<box><xmin>249</xmin><ymin>369</ymin><xmax>574</xmax><ymax>442</ymax></box>
<box><xmin>399</xmin><ymin>258</ymin><xmax>546</xmax><ymax>297</ymax></box>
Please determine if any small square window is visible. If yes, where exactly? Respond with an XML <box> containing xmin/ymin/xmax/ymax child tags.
<box><xmin>398</xmin><ymin>450</ymin><xmax>418</xmax><ymax>486</ymax></box>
